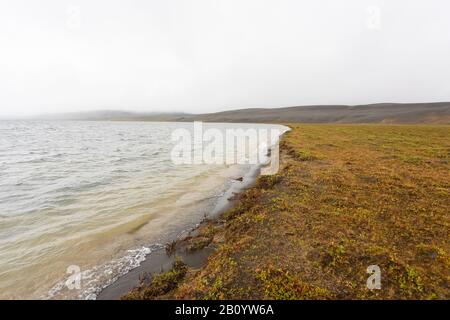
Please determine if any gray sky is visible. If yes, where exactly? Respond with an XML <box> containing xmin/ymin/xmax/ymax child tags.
<box><xmin>1</xmin><ymin>0</ymin><xmax>449</xmax><ymax>117</ymax></box>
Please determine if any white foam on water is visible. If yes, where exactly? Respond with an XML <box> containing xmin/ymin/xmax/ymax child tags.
<box><xmin>45</xmin><ymin>243</ymin><xmax>164</xmax><ymax>300</ymax></box>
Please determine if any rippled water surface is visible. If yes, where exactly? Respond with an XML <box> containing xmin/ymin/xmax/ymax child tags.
<box><xmin>0</xmin><ymin>121</ymin><xmax>285</xmax><ymax>299</ymax></box>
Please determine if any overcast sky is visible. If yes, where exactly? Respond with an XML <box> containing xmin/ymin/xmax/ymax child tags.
<box><xmin>0</xmin><ymin>0</ymin><xmax>449</xmax><ymax>117</ymax></box>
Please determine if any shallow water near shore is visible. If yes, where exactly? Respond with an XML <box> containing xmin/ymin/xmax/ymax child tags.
<box><xmin>0</xmin><ymin>121</ymin><xmax>286</xmax><ymax>299</ymax></box>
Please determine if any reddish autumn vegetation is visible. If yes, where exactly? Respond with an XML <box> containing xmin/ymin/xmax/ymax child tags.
<box><xmin>124</xmin><ymin>124</ymin><xmax>449</xmax><ymax>300</ymax></box>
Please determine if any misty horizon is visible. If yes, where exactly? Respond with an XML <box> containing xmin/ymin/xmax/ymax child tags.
<box><xmin>0</xmin><ymin>100</ymin><xmax>447</xmax><ymax>119</ymax></box>
<box><xmin>2</xmin><ymin>99</ymin><xmax>450</xmax><ymax>120</ymax></box>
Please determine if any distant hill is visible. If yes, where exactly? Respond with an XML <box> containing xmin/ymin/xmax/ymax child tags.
<box><xmin>36</xmin><ymin>102</ymin><xmax>450</xmax><ymax>124</ymax></box>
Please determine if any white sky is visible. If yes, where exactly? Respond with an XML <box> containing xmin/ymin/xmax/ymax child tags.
<box><xmin>0</xmin><ymin>0</ymin><xmax>449</xmax><ymax>117</ymax></box>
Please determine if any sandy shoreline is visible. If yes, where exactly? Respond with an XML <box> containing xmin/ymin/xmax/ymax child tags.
<box><xmin>97</xmin><ymin>163</ymin><xmax>262</xmax><ymax>300</ymax></box>
<box><xmin>97</xmin><ymin>124</ymin><xmax>290</xmax><ymax>300</ymax></box>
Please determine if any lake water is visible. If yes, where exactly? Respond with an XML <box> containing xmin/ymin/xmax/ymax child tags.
<box><xmin>0</xmin><ymin>121</ymin><xmax>286</xmax><ymax>299</ymax></box>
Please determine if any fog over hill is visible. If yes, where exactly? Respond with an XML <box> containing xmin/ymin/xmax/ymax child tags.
<box><xmin>34</xmin><ymin>102</ymin><xmax>450</xmax><ymax>124</ymax></box>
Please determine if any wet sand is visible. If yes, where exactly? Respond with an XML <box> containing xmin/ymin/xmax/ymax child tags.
<box><xmin>97</xmin><ymin>166</ymin><xmax>261</xmax><ymax>300</ymax></box>
<box><xmin>97</xmin><ymin>246</ymin><xmax>215</xmax><ymax>300</ymax></box>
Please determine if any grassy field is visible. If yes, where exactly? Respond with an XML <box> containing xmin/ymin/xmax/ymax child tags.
<box><xmin>124</xmin><ymin>124</ymin><xmax>450</xmax><ymax>300</ymax></box>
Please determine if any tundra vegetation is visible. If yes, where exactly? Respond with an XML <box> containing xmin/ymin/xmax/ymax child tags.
<box><xmin>124</xmin><ymin>124</ymin><xmax>449</xmax><ymax>300</ymax></box>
